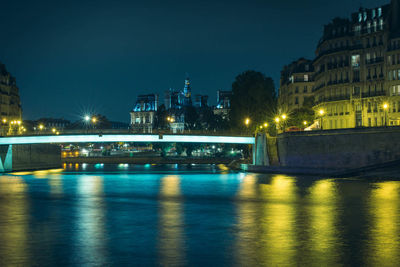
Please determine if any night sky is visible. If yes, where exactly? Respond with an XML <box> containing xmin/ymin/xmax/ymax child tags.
<box><xmin>0</xmin><ymin>0</ymin><xmax>388</xmax><ymax>122</ymax></box>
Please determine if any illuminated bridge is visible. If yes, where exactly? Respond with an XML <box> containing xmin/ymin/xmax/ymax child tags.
<box><xmin>0</xmin><ymin>134</ymin><xmax>255</xmax><ymax>172</ymax></box>
<box><xmin>0</xmin><ymin>134</ymin><xmax>255</xmax><ymax>145</ymax></box>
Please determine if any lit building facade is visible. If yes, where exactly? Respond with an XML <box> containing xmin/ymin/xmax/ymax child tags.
<box><xmin>130</xmin><ymin>94</ymin><xmax>158</xmax><ymax>133</ymax></box>
<box><xmin>0</xmin><ymin>62</ymin><xmax>22</xmax><ymax>135</ymax></box>
<box><xmin>312</xmin><ymin>1</ymin><xmax>400</xmax><ymax>129</ymax></box>
<box><xmin>278</xmin><ymin>58</ymin><xmax>315</xmax><ymax>112</ymax></box>
<box><xmin>213</xmin><ymin>90</ymin><xmax>232</xmax><ymax>120</ymax></box>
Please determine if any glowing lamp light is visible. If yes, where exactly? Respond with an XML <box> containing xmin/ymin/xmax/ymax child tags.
<box><xmin>319</xmin><ymin>109</ymin><xmax>325</xmax><ymax>116</ymax></box>
<box><xmin>39</xmin><ymin>124</ymin><xmax>44</xmax><ymax>130</ymax></box>
<box><xmin>52</xmin><ymin>128</ymin><xmax>56</xmax><ymax>133</ymax></box>
<box><xmin>281</xmin><ymin>114</ymin><xmax>287</xmax><ymax>120</ymax></box>
<box><xmin>264</xmin><ymin>123</ymin><xmax>268</xmax><ymax>127</ymax></box>
<box><xmin>2</xmin><ymin>118</ymin><xmax>6</xmax><ymax>123</ymax></box>
<box><xmin>275</xmin><ymin>117</ymin><xmax>280</xmax><ymax>123</ymax></box>
<box><xmin>17</xmin><ymin>120</ymin><xmax>21</xmax><ymax>125</ymax></box>
<box><xmin>92</xmin><ymin>117</ymin><xmax>97</xmax><ymax>123</ymax></box>
<box><xmin>303</xmin><ymin>121</ymin><xmax>308</xmax><ymax>126</ymax></box>
<box><xmin>244</xmin><ymin>118</ymin><xmax>250</xmax><ymax>126</ymax></box>
<box><xmin>260</xmin><ymin>126</ymin><xmax>263</xmax><ymax>129</ymax></box>
<box><xmin>383</xmin><ymin>103</ymin><xmax>389</xmax><ymax>110</ymax></box>
<box><xmin>84</xmin><ymin>115</ymin><xmax>90</xmax><ymax>121</ymax></box>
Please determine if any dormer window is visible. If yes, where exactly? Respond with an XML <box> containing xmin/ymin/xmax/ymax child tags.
<box><xmin>372</xmin><ymin>9</ymin><xmax>376</xmax><ymax>18</ymax></box>
<box><xmin>359</xmin><ymin>13</ymin><xmax>362</xmax><ymax>22</ymax></box>
<box><xmin>363</xmin><ymin>12</ymin><xmax>367</xmax><ymax>21</ymax></box>
<box><xmin>378</xmin><ymin>8</ymin><xmax>382</xmax><ymax>17</ymax></box>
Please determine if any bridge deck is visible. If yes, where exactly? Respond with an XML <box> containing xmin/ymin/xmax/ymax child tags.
<box><xmin>0</xmin><ymin>134</ymin><xmax>255</xmax><ymax>145</ymax></box>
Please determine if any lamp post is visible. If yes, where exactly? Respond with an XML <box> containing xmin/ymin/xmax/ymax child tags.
<box><xmin>318</xmin><ymin>109</ymin><xmax>325</xmax><ymax>130</ymax></box>
<box><xmin>244</xmin><ymin>117</ymin><xmax>250</xmax><ymax>134</ymax></box>
<box><xmin>383</xmin><ymin>102</ymin><xmax>389</xmax><ymax>126</ymax></box>
<box><xmin>281</xmin><ymin>114</ymin><xmax>287</xmax><ymax>132</ymax></box>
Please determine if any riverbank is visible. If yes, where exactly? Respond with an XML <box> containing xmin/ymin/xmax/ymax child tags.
<box><xmin>62</xmin><ymin>156</ymin><xmax>246</xmax><ymax>165</ymax></box>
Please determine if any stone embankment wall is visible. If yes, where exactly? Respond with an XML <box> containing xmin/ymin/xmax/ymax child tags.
<box><xmin>0</xmin><ymin>144</ymin><xmax>61</xmax><ymax>172</ymax></box>
<box><xmin>254</xmin><ymin>127</ymin><xmax>400</xmax><ymax>172</ymax></box>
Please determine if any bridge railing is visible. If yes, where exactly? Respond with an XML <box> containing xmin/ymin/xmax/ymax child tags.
<box><xmin>5</xmin><ymin>129</ymin><xmax>253</xmax><ymax>138</ymax></box>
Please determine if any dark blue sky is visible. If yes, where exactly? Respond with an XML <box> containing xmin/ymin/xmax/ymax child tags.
<box><xmin>0</xmin><ymin>0</ymin><xmax>388</xmax><ymax>122</ymax></box>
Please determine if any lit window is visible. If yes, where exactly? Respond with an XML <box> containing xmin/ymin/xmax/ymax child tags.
<box><xmin>372</xmin><ymin>9</ymin><xmax>376</xmax><ymax>18</ymax></box>
<box><xmin>363</xmin><ymin>12</ymin><xmax>367</xmax><ymax>21</ymax></box>
<box><xmin>304</xmin><ymin>74</ymin><xmax>309</xmax><ymax>82</ymax></box>
<box><xmin>378</xmin><ymin>8</ymin><xmax>382</xmax><ymax>17</ymax></box>
<box><xmin>358</xmin><ymin>13</ymin><xmax>362</xmax><ymax>22</ymax></box>
<box><xmin>351</xmin><ymin>55</ymin><xmax>360</xmax><ymax>68</ymax></box>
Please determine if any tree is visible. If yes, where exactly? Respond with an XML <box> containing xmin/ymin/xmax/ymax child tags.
<box><xmin>229</xmin><ymin>70</ymin><xmax>277</xmax><ymax>132</ymax></box>
<box><xmin>184</xmin><ymin>106</ymin><xmax>199</xmax><ymax>130</ymax></box>
<box><xmin>287</xmin><ymin>96</ymin><xmax>315</xmax><ymax>129</ymax></box>
<box><xmin>153</xmin><ymin>104</ymin><xmax>168</xmax><ymax>130</ymax></box>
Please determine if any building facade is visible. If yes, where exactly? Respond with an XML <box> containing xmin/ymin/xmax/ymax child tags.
<box><xmin>130</xmin><ymin>94</ymin><xmax>158</xmax><ymax>133</ymax></box>
<box><xmin>0</xmin><ymin>62</ymin><xmax>22</xmax><ymax>135</ymax></box>
<box><xmin>312</xmin><ymin>1</ymin><xmax>400</xmax><ymax>129</ymax></box>
<box><xmin>278</xmin><ymin>0</ymin><xmax>400</xmax><ymax>130</ymax></box>
<box><xmin>213</xmin><ymin>90</ymin><xmax>232</xmax><ymax>120</ymax></box>
<box><xmin>278</xmin><ymin>58</ymin><xmax>315</xmax><ymax>112</ymax></box>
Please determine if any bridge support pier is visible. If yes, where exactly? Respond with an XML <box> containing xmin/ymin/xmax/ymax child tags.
<box><xmin>0</xmin><ymin>144</ymin><xmax>61</xmax><ymax>173</ymax></box>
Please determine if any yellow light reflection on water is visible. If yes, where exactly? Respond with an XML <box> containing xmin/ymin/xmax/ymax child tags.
<box><xmin>235</xmin><ymin>174</ymin><xmax>298</xmax><ymax>266</ymax></box>
<box><xmin>306</xmin><ymin>179</ymin><xmax>340</xmax><ymax>266</ymax></box>
<box><xmin>367</xmin><ymin>182</ymin><xmax>400</xmax><ymax>265</ymax></box>
<box><xmin>0</xmin><ymin>177</ymin><xmax>30</xmax><ymax>265</ymax></box>
<box><xmin>76</xmin><ymin>176</ymin><xmax>106</xmax><ymax>265</ymax></box>
<box><xmin>158</xmin><ymin>175</ymin><xmax>185</xmax><ymax>266</ymax></box>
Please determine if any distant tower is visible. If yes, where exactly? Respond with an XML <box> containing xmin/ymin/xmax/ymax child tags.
<box><xmin>182</xmin><ymin>75</ymin><xmax>192</xmax><ymax>106</ymax></box>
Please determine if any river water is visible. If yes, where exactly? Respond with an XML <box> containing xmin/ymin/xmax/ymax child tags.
<box><xmin>0</xmin><ymin>164</ymin><xmax>399</xmax><ymax>266</ymax></box>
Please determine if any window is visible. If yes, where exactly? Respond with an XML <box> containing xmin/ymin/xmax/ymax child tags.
<box><xmin>379</xmin><ymin>19</ymin><xmax>384</xmax><ymax>30</ymax></box>
<box><xmin>363</xmin><ymin>12</ymin><xmax>367</xmax><ymax>21</ymax></box>
<box><xmin>372</xmin><ymin>9</ymin><xmax>376</xmax><ymax>18</ymax></box>
<box><xmin>295</xmin><ymin>97</ymin><xmax>299</xmax><ymax>104</ymax></box>
<box><xmin>304</xmin><ymin>86</ymin><xmax>308</xmax><ymax>93</ymax></box>
<box><xmin>373</xmin><ymin>21</ymin><xmax>377</xmax><ymax>32</ymax></box>
<box><xmin>295</xmin><ymin>86</ymin><xmax>299</xmax><ymax>93</ymax></box>
<box><xmin>378</xmin><ymin>7</ymin><xmax>382</xmax><ymax>17</ymax></box>
<box><xmin>368</xmin><ymin>118</ymin><xmax>372</xmax><ymax>126</ymax></box>
<box><xmin>304</xmin><ymin>74</ymin><xmax>309</xmax><ymax>82</ymax></box>
<box><xmin>352</xmin><ymin>55</ymin><xmax>360</xmax><ymax>68</ymax></box>
<box><xmin>355</xmin><ymin>25</ymin><xmax>361</xmax><ymax>35</ymax></box>
<box><xmin>358</xmin><ymin>13</ymin><xmax>362</xmax><ymax>22</ymax></box>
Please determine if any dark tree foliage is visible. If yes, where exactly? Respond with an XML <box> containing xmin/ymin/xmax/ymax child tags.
<box><xmin>230</xmin><ymin>70</ymin><xmax>277</xmax><ymax>132</ymax></box>
<box><xmin>67</xmin><ymin>114</ymin><xmax>111</xmax><ymax>129</ymax></box>
<box><xmin>287</xmin><ymin>96</ymin><xmax>315</xmax><ymax>129</ymax></box>
<box><xmin>153</xmin><ymin>104</ymin><xmax>168</xmax><ymax>130</ymax></box>
<box><xmin>198</xmin><ymin>107</ymin><xmax>229</xmax><ymax>131</ymax></box>
<box><xmin>184</xmin><ymin>106</ymin><xmax>199</xmax><ymax>130</ymax></box>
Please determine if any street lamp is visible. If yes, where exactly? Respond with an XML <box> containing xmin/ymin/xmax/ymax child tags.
<box><xmin>303</xmin><ymin>121</ymin><xmax>308</xmax><ymax>126</ymax></box>
<box><xmin>84</xmin><ymin>115</ymin><xmax>90</xmax><ymax>122</ymax></box>
<box><xmin>383</xmin><ymin>102</ymin><xmax>389</xmax><ymax>126</ymax></box>
<box><xmin>39</xmin><ymin>124</ymin><xmax>44</xmax><ymax>130</ymax></box>
<box><xmin>52</xmin><ymin>128</ymin><xmax>56</xmax><ymax>133</ymax></box>
<box><xmin>318</xmin><ymin>108</ymin><xmax>325</xmax><ymax>130</ymax></box>
<box><xmin>92</xmin><ymin>117</ymin><xmax>97</xmax><ymax>123</ymax></box>
<box><xmin>244</xmin><ymin>118</ymin><xmax>250</xmax><ymax>126</ymax></box>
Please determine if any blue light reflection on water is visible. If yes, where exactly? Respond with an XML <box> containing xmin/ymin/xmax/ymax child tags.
<box><xmin>0</xmin><ymin>164</ymin><xmax>399</xmax><ymax>266</ymax></box>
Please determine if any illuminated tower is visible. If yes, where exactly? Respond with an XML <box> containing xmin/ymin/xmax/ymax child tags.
<box><xmin>181</xmin><ymin>76</ymin><xmax>192</xmax><ymax>106</ymax></box>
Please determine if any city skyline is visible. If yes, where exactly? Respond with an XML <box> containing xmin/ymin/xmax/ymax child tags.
<box><xmin>0</xmin><ymin>0</ymin><xmax>387</xmax><ymax>121</ymax></box>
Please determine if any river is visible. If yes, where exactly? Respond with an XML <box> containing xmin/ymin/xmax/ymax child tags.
<box><xmin>0</xmin><ymin>164</ymin><xmax>399</xmax><ymax>266</ymax></box>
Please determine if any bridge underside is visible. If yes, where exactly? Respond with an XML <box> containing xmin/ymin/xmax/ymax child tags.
<box><xmin>0</xmin><ymin>134</ymin><xmax>255</xmax><ymax>145</ymax></box>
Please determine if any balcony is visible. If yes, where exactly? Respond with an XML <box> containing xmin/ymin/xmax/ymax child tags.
<box><xmin>365</xmin><ymin>57</ymin><xmax>384</xmax><ymax>65</ymax></box>
<box><xmin>362</xmin><ymin>91</ymin><xmax>386</xmax><ymax>98</ymax></box>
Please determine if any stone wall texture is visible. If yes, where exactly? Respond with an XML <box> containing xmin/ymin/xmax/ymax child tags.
<box><xmin>275</xmin><ymin>127</ymin><xmax>400</xmax><ymax>170</ymax></box>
